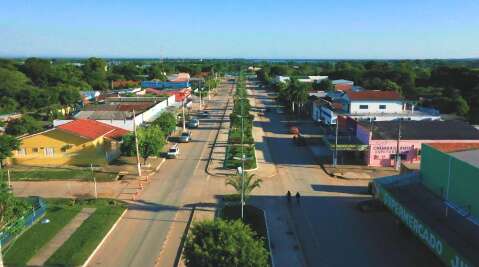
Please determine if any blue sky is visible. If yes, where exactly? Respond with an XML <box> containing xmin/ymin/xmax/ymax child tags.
<box><xmin>0</xmin><ymin>0</ymin><xmax>478</xmax><ymax>59</ymax></box>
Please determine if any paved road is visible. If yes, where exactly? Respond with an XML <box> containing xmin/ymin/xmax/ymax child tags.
<box><xmin>88</xmin><ymin>82</ymin><xmax>233</xmax><ymax>267</ymax></box>
<box><xmin>250</xmin><ymin>82</ymin><xmax>442</xmax><ymax>267</ymax></box>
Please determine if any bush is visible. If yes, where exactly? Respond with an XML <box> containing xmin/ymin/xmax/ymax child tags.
<box><xmin>5</xmin><ymin>115</ymin><xmax>43</xmax><ymax>136</ymax></box>
<box><xmin>183</xmin><ymin>219</ymin><xmax>269</xmax><ymax>267</ymax></box>
<box><xmin>224</xmin><ymin>145</ymin><xmax>256</xmax><ymax>169</ymax></box>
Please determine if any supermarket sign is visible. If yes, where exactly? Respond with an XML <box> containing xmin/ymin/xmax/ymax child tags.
<box><xmin>375</xmin><ymin>183</ymin><xmax>473</xmax><ymax>267</ymax></box>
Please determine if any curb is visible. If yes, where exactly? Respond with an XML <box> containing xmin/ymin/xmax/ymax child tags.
<box><xmin>81</xmin><ymin>208</ymin><xmax>128</xmax><ymax>267</ymax></box>
<box><xmin>260</xmin><ymin>208</ymin><xmax>275</xmax><ymax>267</ymax></box>
<box><xmin>154</xmin><ymin>158</ymin><xmax>166</xmax><ymax>172</ymax></box>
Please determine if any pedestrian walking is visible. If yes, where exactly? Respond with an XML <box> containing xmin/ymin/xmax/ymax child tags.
<box><xmin>295</xmin><ymin>192</ymin><xmax>301</xmax><ymax>204</ymax></box>
<box><xmin>286</xmin><ymin>191</ymin><xmax>291</xmax><ymax>203</ymax></box>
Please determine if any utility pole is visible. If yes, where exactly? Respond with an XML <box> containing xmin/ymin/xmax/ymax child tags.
<box><xmin>7</xmin><ymin>169</ymin><xmax>11</xmax><ymax>188</ymax></box>
<box><xmin>182</xmin><ymin>99</ymin><xmax>186</xmax><ymax>132</ymax></box>
<box><xmin>395</xmin><ymin>119</ymin><xmax>402</xmax><ymax>171</ymax></box>
<box><xmin>199</xmin><ymin>87</ymin><xmax>203</xmax><ymax>110</ymax></box>
<box><xmin>90</xmin><ymin>163</ymin><xmax>97</xmax><ymax>199</ymax></box>
<box><xmin>333</xmin><ymin>116</ymin><xmax>339</xmax><ymax>167</ymax></box>
<box><xmin>1</xmin><ymin>240</ymin><xmax>3</xmax><ymax>267</ymax></box>
<box><xmin>240</xmin><ymin>102</ymin><xmax>245</xmax><ymax>220</ymax></box>
<box><xmin>133</xmin><ymin>110</ymin><xmax>142</xmax><ymax>177</ymax></box>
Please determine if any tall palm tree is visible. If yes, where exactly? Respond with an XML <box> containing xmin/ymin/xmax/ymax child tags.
<box><xmin>225</xmin><ymin>172</ymin><xmax>262</xmax><ymax>200</ymax></box>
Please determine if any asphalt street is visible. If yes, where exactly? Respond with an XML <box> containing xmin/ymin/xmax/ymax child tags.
<box><xmin>88</xmin><ymin>82</ymin><xmax>232</xmax><ymax>267</ymax></box>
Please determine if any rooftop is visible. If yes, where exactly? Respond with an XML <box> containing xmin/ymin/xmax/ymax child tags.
<box><xmin>383</xmin><ymin>179</ymin><xmax>479</xmax><ymax>266</ymax></box>
<box><xmin>346</xmin><ymin>90</ymin><xmax>402</xmax><ymax>101</ymax></box>
<box><xmin>57</xmin><ymin>119</ymin><xmax>129</xmax><ymax>140</ymax></box>
<box><xmin>332</xmin><ymin>79</ymin><xmax>354</xmax><ymax>84</ymax></box>
<box><xmin>358</xmin><ymin>120</ymin><xmax>479</xmax><ymax>140</ymax></box>
<box><xmin>450</xmin><ymin>149</ymin><xmax>479</xmax><ymax>168</ymax></box>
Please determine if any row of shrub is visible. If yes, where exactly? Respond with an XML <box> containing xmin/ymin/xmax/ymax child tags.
<box><xmin>224</xmin><ymin>74</ymin><xmax>257</xmax><ymax>169</ymax></box>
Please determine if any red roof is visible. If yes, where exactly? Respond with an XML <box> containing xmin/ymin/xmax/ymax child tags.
<box><xmin>58</xmin><ymin>119</ymin><xmax>129</xmax><ymax>140</ymax></box>
<box><xmin>428</xmin><ymin>143</ymin><xmax>479</xmax><ymax>153</ymax></box>
<box><xmin>346</xmin><ymin>90</ymin><xmax>402</xmax><ymax>101</ymax></box>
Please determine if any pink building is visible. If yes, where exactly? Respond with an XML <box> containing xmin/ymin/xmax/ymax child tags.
<box><xmin>356</xmin><ymin>120</ymin><xmax>479</xmax><ymax>167</ymax></box>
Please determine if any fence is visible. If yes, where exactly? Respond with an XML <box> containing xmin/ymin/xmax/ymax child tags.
<box><xmin>0</xmin><ymin>197</ymin><xmax>47</xmax><ymax>247</ymax></box>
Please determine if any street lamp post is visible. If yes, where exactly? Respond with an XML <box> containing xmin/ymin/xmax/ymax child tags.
<box><xmin>333</xmin><ymin>116</ymin><xmax>339</xmax><ymax>167</ymax></box>
<box><xmin>182</xmin><ymin>99</ymin><xmax>186</xmax><ymax>132</ymax></box>
<box><xmin>233</xmin><ymin>110</ymin><xmax>251</xmax><ymax>220</ymax></box>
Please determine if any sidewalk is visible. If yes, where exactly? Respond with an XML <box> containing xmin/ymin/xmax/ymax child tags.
<box><xmin>11</xmin><ymin>157</ymin><xmax>165</xmax><ymax>200</ymax></box>
<box><xmin>28</xmin><ymin>207</ymin><xmax>96</xmax><ymax>266</ymax></box>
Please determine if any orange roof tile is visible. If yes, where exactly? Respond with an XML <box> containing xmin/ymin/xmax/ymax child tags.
<box><xmin>57</xmin><ymin>119</ymin><xmax>129</xmax><ymax>140</ymax></box>
<box><xmin>427</xmin><ymin>143</ymin><xmax>479</xmax><ymax>153</ymax></box>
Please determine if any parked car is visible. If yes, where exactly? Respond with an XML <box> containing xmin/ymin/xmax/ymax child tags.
<box><xmin>178</xmin><ymin>131</ymin><xmax>192</xmax><ymax>143</ymax></box>
<box><xmin>187</xmin><ymin>118</ymin><xmax>199</xmax><ymax>128</ymax></box>
<box><xmin>166</xmin><ymin>143</ymin><xmax>180</xmax><ymax>159</ymax></box>
<box><xmin>198</xmin><ymin>111</ymin><xmax>209</xmax><ymax>118</ymax></box>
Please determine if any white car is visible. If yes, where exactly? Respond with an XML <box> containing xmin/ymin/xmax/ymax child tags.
<box><xmin>166</xmin><ymin>143</ymin><xmax>180</xmax><ymax>159</ymax></box>
<box><xmin>178</xmin><ymin>131</ymin><xmax>192</xmax><ymax>143</ymax></box>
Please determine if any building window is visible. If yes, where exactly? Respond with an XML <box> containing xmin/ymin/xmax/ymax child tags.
<box><xmin>359</xmin><ymin>105</ymin><xmax>368</xmax><ymax>110</ymax></box>
<box><xmin>44</xmin><ymin>148</ymin><xmax>54</xmax><ymax>157</ymax></box>
<box><xmin>61</xmin><ymin>147</ymin><xmax>67</xmax><ymax>153</ymax></box>
<box><xmin>32</xmin><ymin>148</ymin><xmax>39</xmax><ymax>153</ymax></box>
<box><xmin>18</xmin><ymin>148</ymin><xmax>27</xmax><ymax>156</ymax></box>
<box><xmin>379</xmin><ymin>105</ymin><xmax>386</xmax><ymax>110</ymax></box>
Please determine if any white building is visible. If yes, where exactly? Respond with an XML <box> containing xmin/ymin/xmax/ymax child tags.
<box><xmin>274</xmin><ymin>75</ymin><xmax>328</xmax><ymax>84</ymax></box>
<box><xmin>312</xmin><ymin>90</ymin><xmax>441</xmax><ymax>125</ymax></box>
<box><xmin>54</xmin><ymin>95</ymin><xmax>176</xmax><ymax>131</ymax></box>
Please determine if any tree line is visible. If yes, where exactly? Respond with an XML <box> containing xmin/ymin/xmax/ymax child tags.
<box><xmin>255</xmin><ymin>60</ymin><xmax>479</xmax><ymax>123</ymax></box>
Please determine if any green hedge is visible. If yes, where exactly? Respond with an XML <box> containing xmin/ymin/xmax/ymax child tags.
<box><xmin>224</xmin><ymin>145</ymin><xmax>256</xmax><ymax>170</ymax></box>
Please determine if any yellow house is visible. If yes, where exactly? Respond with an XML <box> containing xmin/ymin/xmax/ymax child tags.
<box><xmin>10</xmin><ymin>119</ymin><xmax>129</xmax><ymax>166</ymax></box>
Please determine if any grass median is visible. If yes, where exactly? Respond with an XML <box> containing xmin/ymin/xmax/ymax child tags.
<box><xmin>224</xmin><ymin>145</ymin><xmax>257</xmax><ymax>170</ymax></box>
<box><xmin>3</xmin><ymin>203</ymin><xmax>81</xmax><ymax>266</ymax></box>
<box><xmin>45</xmin><ymin>200</ymin><xmax>126</xmax><ymax>266</ymax></box>
<box><xmin>3</xmin><ymin>199</ymin><xmax>125</xmax><ymax>267</ymax></box>
<box><xmin>0</xmin><ymin>167</ymin><xmax>118</xmax><ymax>182</ymax></box>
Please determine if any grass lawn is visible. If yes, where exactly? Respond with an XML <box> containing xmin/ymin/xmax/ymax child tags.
<box><xmin>3</xmin><ymin>202</ymin><xmax>81</xmax><ymax>266</ymax></box>
<box><xmin>0</xmin><ymin>167</ymin><xmax>118</xmax><ymax>182</ymax></box>
<box><xmin>224</xmin><ymin>145</ymin><xmax>257</xmax><ymax>170</ymax></box>
<box><xmin>3</xmin><ymin>199</ymin><xmax>125</xmax><ymax>267</ymax></box>
<box><xmin>45</xmin><ymin>200</ymin><xmax>125</xmax><ymax>266</ymax></box>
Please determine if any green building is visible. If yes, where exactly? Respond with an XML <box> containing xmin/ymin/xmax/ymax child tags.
<box><xmin>374</xmin><ymin>143</ymin><xmax>479</xmax><ymax>267</ymax></box>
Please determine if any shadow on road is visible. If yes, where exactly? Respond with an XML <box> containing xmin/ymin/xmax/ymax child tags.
<box><xmin>311</xmin><ymin>184</ymin><xmax>370</xmax><ymax>195</ymax></box>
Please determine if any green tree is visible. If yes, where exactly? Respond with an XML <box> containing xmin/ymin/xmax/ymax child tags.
<box><xmin>5</xmin><ymin>115</ymin><xmax>43</xmax><ymax>136</ymax></box>
<box><xmin>183</xmin><ymin>219</ymin><xmax>269</xmax><ymax>267</ymax></box>
<box><xmin>225</xmin><ymin>173</ymin><xmax>262</xmax><ymax>201</ymax></box>
<box><xmin>21</xmin><ymin>58</ymin><xmax>52</xmax><ymax>87</ymax></box>
<box><xmin>315</xmin><ymin>79</ymin><xmax>334</xmax><ymax>91</ymax></box>
<box><xmin>0</xmin><ymin>182</ymin><xmax>30</xmax><ymax>229</ymax></box>
<box><xmin>0</xmin><ymin>134</ymin><xmax>20</xmax><ymax>168</ymax></box>
<box><xmin>82</xmin><ymin>57</ymin><xmax>108</xmax><ymax>90</ymax></box>
<box><xmin>0</xmin><ymin>67</ymin><xmax>31</xmax><ymax>97</ymax></box>
<box><xmin>138</xmin><ymin>126</ymin><xmax>166</xmax><ymax>164</ymax></box>
<box><xmin>154</xmin><ymin>112</ymin><xmax>177</xmax><ymax>135</ymax></box>
<box><xmin>455</xmin><ymin>95</ymin><xmax>470</xmax><ymax>117</ymax></box>
<box><xmin>121</xmin><ymin>126</ymin><xmax>166</xmax><ymax>164</ymax></box>
<box><xmin>0</xmin><ymin>97</ymin><xmax>19</xmax><ymax>114</ymax></box>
